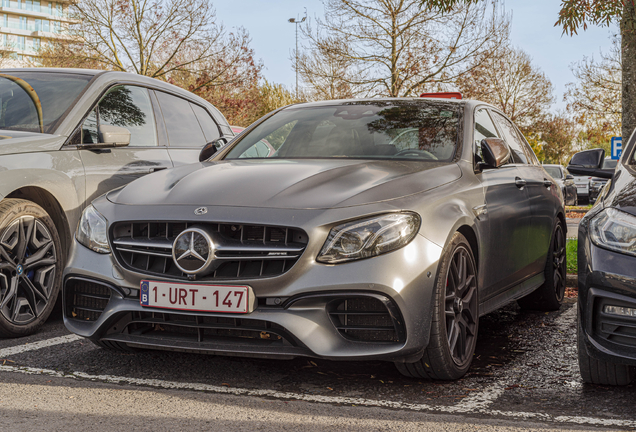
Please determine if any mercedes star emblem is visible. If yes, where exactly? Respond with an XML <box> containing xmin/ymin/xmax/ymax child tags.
<box><xmin>194</xmin><ymin>207</ymin><xmax>208</xmax><ymax>215</ymax></box>
<box><xmin>172</xmin><ymin>228</ymin><xmax>215</xmax><ymax>274</ymax></box>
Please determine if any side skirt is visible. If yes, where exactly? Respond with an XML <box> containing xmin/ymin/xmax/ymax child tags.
<box><xmin>478</xmin><ymin>273</ymin><xmax>545</xmax><ymax>317</ymax></box>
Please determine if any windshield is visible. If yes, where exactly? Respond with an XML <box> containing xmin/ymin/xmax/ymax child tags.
<box><xmin>224</xmin><ymin>101</ymin><xmax>460</xmax><ymax>162</ymax></box>
<box><xmin>0</xmin><ymin>72</ymin><xmax>92</xmax><ymax>133</ymax></box>
<box><xmin>602</xmin><ymin>158</ymin><xmax>617</xmax><ymax>169</ymax></box>
<box><xmin>543</xmin><ymin>166</ymin><xmax>562</xmax><ymax>179</ymax></box>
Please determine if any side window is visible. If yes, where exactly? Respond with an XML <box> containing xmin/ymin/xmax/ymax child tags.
<box><xmin>191</xmin><ymin>103</ymin><xmax>221</xmax><ymax>143</ymax></box>
<box><xmin>155</xmin><ymin>91</ymin><xmax>206</xmax><ymax>147</ymax></box>
<box><xmin>473</xmin><ymin>108</ymin><xmax>499</xmax><ymax>161</ymax></box>
<box><xmin>490</xmin><ymin>111</ymin><xmax>528</xmax><ymax>164</ymax></box>
<box><xmin>82</xmin><ymin>85</ymin><xmax>157</xmax><ymax>147</ymax></box>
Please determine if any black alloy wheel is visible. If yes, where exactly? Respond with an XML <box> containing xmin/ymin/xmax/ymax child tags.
<box><xmin>0</xmin><ymin>199</ymin><xmax>62</xmax><ymax>337</ymax></box>
<box><xmin>395</xmin><ymin>232</ymin><xmax>479</xmax><ymax>380</ymax></box>
<box><xmin>444</xmin><ymin>245</ymin><xmax>478</xmax><ymax>367</ymax></box>
<box><xmin>518</xmin><ymin>219</ymin><xmax>566</xmax><ymax>311</ymax></box>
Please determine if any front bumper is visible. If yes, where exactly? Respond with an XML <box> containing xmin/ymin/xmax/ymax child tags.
<box><xmin>578</xmin><ymin>217</ymin><xmax>636</xmax><ymax>367</ymax></box>
<box><xmin>63</xmin><ymin>231</ymin><xmax>443</xmax><ymax>362</ymax></box>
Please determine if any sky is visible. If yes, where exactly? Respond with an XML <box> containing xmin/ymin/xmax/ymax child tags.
<box><xmin>213</xmin><ymin>0</ymin><xmax>618</xmax><ymax>111</ymax></box>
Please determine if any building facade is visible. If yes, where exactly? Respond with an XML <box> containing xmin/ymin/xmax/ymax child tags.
<box><xmin>0</xmin><ymin>0</ymin><xmax>72</xmax><ymax>64</ymax></box>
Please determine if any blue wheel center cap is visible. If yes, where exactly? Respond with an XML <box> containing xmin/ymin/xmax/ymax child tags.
<box><xmin>16</xmin><ymin>265</ymin><xmax>23</xmax><ymax>275</ymax></box>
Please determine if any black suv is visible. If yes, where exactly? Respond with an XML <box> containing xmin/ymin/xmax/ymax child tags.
<box><xmin>568</xmin><ymin>144</ymin><xmax>636</xmax><ymax>385</ymax></box>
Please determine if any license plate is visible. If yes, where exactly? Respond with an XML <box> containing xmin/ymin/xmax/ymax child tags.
<box><xmin>140</xmin><ymin>280</ymin><xmax>253</xmax><ymax>314</ymax></box>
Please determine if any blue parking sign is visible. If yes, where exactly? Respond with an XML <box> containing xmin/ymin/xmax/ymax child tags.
<box><xmin>611</xmin><ymin>136</ymin><xmax>622</xmax><ymax>160</ymax></box>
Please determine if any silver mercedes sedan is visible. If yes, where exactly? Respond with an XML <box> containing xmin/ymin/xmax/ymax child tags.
<box><xmin>64</xmin><ymin>98</ymin><xmax>565</xmax><ymax>380</ymax></box>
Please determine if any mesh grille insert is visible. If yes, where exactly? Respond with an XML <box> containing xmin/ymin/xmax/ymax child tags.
<box><xmin>66</xmin><ymin>279</ymin><xmax>111</xmax><ymax>322</ymax></box>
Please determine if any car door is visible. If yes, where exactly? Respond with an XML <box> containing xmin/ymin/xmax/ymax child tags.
<box><xmin>77</xmin><ymin>85</ymin><xmax>173</xmax><ymax>203</ymax></box>
<box><xmin>473</xmin><ymin>107</ymin><xmax>532</xmax><ymax>300</ymax></box>
<box><xmin>152</xmin><ymin>90</ymin><xmax>222</xmax><ymax>166</ymax></box>
<box><xmin>490</xmin><ymin>111</ymin><xmax>556</xmax><ymax>276</ymax></box>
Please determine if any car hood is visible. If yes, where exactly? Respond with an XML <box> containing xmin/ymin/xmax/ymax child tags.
<box><xmin>0</xmin><ymin>130</ymin><xmax>63</xmax><ymax>155</ymax></box>
<box><xmin>109</xmin><ymin>159</ymin><xmax>462</xmax><ymax>209</ymax></box>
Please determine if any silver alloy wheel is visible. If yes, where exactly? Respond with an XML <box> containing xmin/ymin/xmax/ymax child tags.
<box><xmin>0</xmin><ymin>215</ymin><xmax>57</xmax><ymax>325</ymax></box>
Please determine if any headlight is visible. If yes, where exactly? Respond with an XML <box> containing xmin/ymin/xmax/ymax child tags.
<box><xmin>590</xmin><ymin>208</ymin><xmax>636</xmax><ymax>257</ymax></box>
<box><xmin>76</xmin><ymin>205</ymin><xmax>110</xmax><ymax>253</ymax></box>
<box><xmin>317</xmin><ymin>212</ymin><xmax>420</xmax><ymax>264</ymax></box>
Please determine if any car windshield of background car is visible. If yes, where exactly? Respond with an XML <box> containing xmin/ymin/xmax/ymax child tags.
<box><xmin>603</xmin><ymin>159</ymin><xmax>618</xmax><ymax>169</ymax></box>
<box><xmin>224</xmin><ymin>101</ymin><xmax>460</xmax><ymax>162</ymax></box>
<box><xmin>0</xmin><ymin>72</ymin><xmax>92</xmax><ymax>134</ymax></box>
<box><xmin>544</xmin><ymin>166</ymin><xmax>563</xmax><ymax>179</ymax></box>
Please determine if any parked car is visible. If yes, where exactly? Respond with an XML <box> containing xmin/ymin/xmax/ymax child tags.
<box><xmin>0</xmin><ymin>68</ymin><xmax>232</xmax><ymax>337</ymax></box>
<box><xmin>589</xmin><ymin>158</ymin><xmax>618</xmax><ymax>203</ymax></box>
<box><xmin>573</xmin><ymin>173</ymin><xmax>592</xmax><ymax>202</ymax></box>
<box><xmin>543</xmin><ymin>164</ymin><xmax>577</xmax><ymax>206</ymax></box>
<box><xmin>64</xmin><ymin>97</ymin><xmax>565</xmax><ymax>380</ymax></box>
<box><xmin>568</xmin><ymin>146</ymin><xmax>636</xmax><ymax>385</ymax></box>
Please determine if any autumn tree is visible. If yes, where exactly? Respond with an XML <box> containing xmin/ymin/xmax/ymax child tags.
<box><xmin>565</xmin><ymin>37</ymin><xmax>621</xmax><ymax>149</ymax></box>
<box><xmin>298</xmin><ymin>0</ymin><xmax>510</xmax><ymax>98</ymax></box>
<box><xmin>541</xmin><ymin>113</ymin><xmax>578</xmax><ymax>165</ymax></box>
<box><xmin>457</xmin><ymin>46</ymin><xmax>554</xmax><ymax>127</ymax></box>
<box><xmin>36</xmin><ymin>0</ymin><xmax>264</xmax><ymax>126</ymax></box>
<box><xmin>426</xmin><ymin>0</ymin><xmax>635</xmax><ymax>141</ymax></box>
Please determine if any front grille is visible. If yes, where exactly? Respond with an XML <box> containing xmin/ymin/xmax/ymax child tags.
<box><xmin>328</xmin><ymin>295</ymin><xmax>405</xmax><ymax>343</ymax></box>
<box><xmin>121</xmin><ymin>311</ymin><xmax>298</xmax><ymax>347</ymax></box>
<box><xmin>66</xmin><ymin>278</ymin><xmax>111</xmax><ymax>322</ymax></box>
<box><xmin>111</xmin><ymin>221</ymin><xmax>308</xmax><ymax>280</ymax></box>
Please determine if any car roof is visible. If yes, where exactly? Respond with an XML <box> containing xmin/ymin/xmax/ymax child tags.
<box><xmin>0</xmin><ymin>68</ymin><xmax>192</xmax><ymax>94</ymax></box>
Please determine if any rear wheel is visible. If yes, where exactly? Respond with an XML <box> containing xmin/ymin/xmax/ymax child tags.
<box><xmin>395</xmin><ymin>232</ymin><xmax>478</xmax><ymax>380</ymax></box>
<box><xmin>518</xmin><ymin>219</ymin><xmax>565</xmax><ymax>311</ymax></box>
<box><xmin>0</xmin><ymin>199</ymin><xmax>63</xmax><ymax>337</ymax></box>
<box><xmin>578</xmin><ymin>309</ymin><xmax>635</xmax><ymax>385</ymax></box>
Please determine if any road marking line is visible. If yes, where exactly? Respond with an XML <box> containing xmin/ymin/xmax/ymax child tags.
<box><xmin>0</xmin><ymin>364</ymin><xmax>635</xmax><ymax>428</ymax></box>
<box><xmin>0</xmin><ymin>334</ymin><xmax>82</xmax><ymax>358</ymax></box>
<box><xmin>446</xmin><ymin>383</ymin><xmax>506</xmax><ymax>412</ymax></box>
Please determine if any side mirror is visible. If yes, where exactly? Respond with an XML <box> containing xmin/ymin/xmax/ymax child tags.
<box><xmin>565</xmin><ymin>174</ymin><xmax>574</xmax><ymax>180</ymax></box>
<box><xmin>199</xmin><ymin>137</ymin><xmax>228</xmax><ymax>162</ymax></box>
<box><xmin>567</xmin><ymin>148</ymin><xmax>614</xmax><ymax>179</ymax></box>
<box><xmin>99</xmin><ymin>125</ymin><xmax>130</xmax><ymax>147</ymax></box>
<box><xmin>480</xmin><ymin>138</ymin><xmax>510</xmax><ymax>168</ymax></box>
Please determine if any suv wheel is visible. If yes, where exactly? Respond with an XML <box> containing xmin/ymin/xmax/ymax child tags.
<box><xmin>518</xmin><ymin>219</ymin><xmax>565</xmax><ymax>311</ymax></box>
<box><xmin>395</xmin><ymin>232</ymin><xmax>478</xmax><ymax>380</ymax></box>
<box><xmin>0</xmin><ymin>199</ymin><xmax>62</xmax><ymax>337</ymax></box>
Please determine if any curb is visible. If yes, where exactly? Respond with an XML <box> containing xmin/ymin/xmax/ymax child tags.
<box><xmin>566</xmin><ymin>274</ymin><xmax>577</xmax><ymax>288</ymax></box>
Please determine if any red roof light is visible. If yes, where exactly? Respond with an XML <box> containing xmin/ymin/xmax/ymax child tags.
<box><xmin>420</xmin><ymin>92</ymin><xmax>462</xmax><ymax>100</ymax></box>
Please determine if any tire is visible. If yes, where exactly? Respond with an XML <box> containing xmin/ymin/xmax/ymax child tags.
<box><xmin>578</xmin><ymin>309</ymin><xmax>635</xmax><ymax>385</ymax></box>
<box><xmin>0</xmin><ymin>199</ymin><xmax>63</xmax><ymax>337</ymax></box>
<box><xmin>518</xmin><ymin>219</ymin><xmax>566</xmax><ymax>311</ymax></box>
<box><xmin>395</xmin><ymin>232</ymin><xmax>478</xmax><ymax>380</ymax></box>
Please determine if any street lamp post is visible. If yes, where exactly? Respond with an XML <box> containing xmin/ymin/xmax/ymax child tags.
<box><xmin>288</xmin><ymin>9</ymin><xmax>306</xmax><ymax>99</ymax></box>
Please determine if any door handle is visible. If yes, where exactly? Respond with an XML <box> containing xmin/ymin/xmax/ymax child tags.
<box><xmin>515</xmin><ymin>177</ymin><xmax>526</xmax><ymax>189</ymax></box>
<box><xmin>543</xmin><ymin>179</ymin><xmax>553</xmax><ymax>188</ymax></box>
<box><xmin>148</xmin><ymin>167</ymin><xmax>168</xmax><ymax>173</ymax></box>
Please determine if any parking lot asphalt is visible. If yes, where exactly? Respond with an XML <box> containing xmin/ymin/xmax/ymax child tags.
<box><xmin>0</xmin><ymin>296</ymin><xmax>634</xmax><ymax>431</ymax></box>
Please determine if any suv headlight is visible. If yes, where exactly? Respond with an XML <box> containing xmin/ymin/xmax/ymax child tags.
<box><xmin>76</xmin><ymin>205</ymin><xmax>110</xmax><ymax>254</ymax></box>
<box><xmin>590</xmin><ymin>208</ymin><xmax>636</xmax><ymax>257</ymax></box>
<box><xmin>317</xmin><ymin>212</ymin><xmax>420</xmax><ymax>264</ymax></box>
